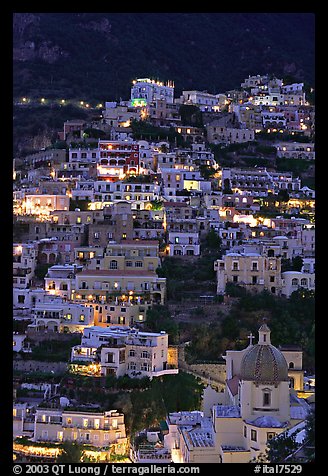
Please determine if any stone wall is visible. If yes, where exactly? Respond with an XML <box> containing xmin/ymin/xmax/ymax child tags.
<box><xmin>13</xmin><ymin>360</ymin><xmax>68</xmax><ymax>373</ymax></box>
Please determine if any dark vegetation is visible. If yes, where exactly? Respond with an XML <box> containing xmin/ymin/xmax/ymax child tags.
<box><xmin>59</xmin><ymin>371</ymin><xmax>204</xmax><ymax>434</ymax></box>
<box><xmin>13</xmin><ymin>13</ymin><xmax>315</xmax><ymax>102</ymax></box>
<box><xmin>183</xmin><ymin>287</ymin><xmax>315</xmax><ymax>371</ymax></box>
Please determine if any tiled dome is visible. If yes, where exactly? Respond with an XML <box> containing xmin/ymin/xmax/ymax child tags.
<box><xmin>240</xmin><ymin>343</ymin><xmax>289</xmax><ymax>383</ymax></box>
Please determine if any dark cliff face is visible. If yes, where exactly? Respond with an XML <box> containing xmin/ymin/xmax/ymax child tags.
<box><xmin>13</xmin><ymin>12</ymin><xmax>315</xmax><ymax>101</ymax></box>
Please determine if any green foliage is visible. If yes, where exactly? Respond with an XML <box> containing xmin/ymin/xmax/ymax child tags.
<box><xmin>69</xmin><ymin>199</ymin><xmax>90</xmax><ymax>211</ymax></box>
<box><xmin>105</xmin><ymin>375</ymin><xmax>150</xmax><ymax>390</ymax></box>
<box><xmin>83</xmin><ymin>127</ymin><xmax>107</xmax><ymax>139</ymax></box>
<box><xmin>267</xmin><ymin>433</ymin><xmax>299</xmax><ymax>463</ymax></box>
<box><xmin>275</xmin><ymin>157</ymin><xmax>312</xmax><ymax>175</ymax></box>
<box><xmin>130</xmin><ymin>120</ymin><xmax>181</xmax><ymax>144</ymax></box>
<box><xmin>184</xmin><ymin>287</ymin><xmax>314</xmax><ymax>369</ymax></box>
<box><xmin>29</xmin><ymin>336</ymin><xmax>81</xmax><ymax>362</ymax></box>
<box><xmin>203</xmin><ymin>228</ymin><xmax>222</xmax><ymax>254</ymax></box>
<box><xmin>56</xmin><ymin>441</ymin><xmax>88</xmax><ymax>463</ymax></box>
<box><xmin>13</xmin><ymin>13</ymin><xmax>314</xmax><ymax>104</ymax></box>
<box><xmin>129</xmin><ymin>372</ymin><xmax>204</xmax><ymax>433</ymax></box>
<box><xmin>225</xmin><ymin>282</ymin><xmax>248</xmax><ymax>297</ymax></box>
<box><xmin>178</xmin><ymin>105</ymin><xmax>203</xmax><ymax>127</ymax></box>
<box><xmin>145</xmin><ymin>305</ymin><xmax>179</xmax><ymax>344</ymax></box>
<box><xmin>34</xmin><ymin>263</ymin><xmax>52</xmax><ymax>279</ymax></box>
<box><xmin>303</xmin><ymin>407</ymin><xmax>315</xmax><ymax>461</ymax></box>
<box><xmin>199</xmin><ymin>164</ymin><xmax>216</xmax><ymax>179</ymax></box>
<box><xmin>157</xmin><ymin>256</ymin><xmax>217</xmax><ymax>301</ymax></box>
<box><xmin>150</xmin><ymin>199</ymin><xmax>163</xmax><ymax>210</ymax></box>
<box><xmin>281</xmin><ymin>256</ymin><xmax>304</xmax><ymax>272</ymax></box>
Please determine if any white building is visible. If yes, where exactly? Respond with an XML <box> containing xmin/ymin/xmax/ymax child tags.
<box><xmin>131</xmin><ymin>78</ymin><xmax>175</xmax><ymax>106</ymax></box>
<box><xmin>45</xmin><ymin>264</ymin><xmax>82</xmax><ymax>299</ymax></box>
<box><xmin>13</xmin><ymin>243</ymin><xmax>38</xmax><ymax>289</ymax></box>
<box><xmin>31</xmin><ymin>301</ymin><xmax>94</xmax><ymax>333</ymax></box>
<box><xmin>281</xmin><ymin>271</ymin><xmax>315</xmax><ymax>298</ymax></box>
<box><xmin>180</xmin><ymin>90</ymin><xmax>220</xmax><ymax>112</ymax></box>
<box><xmin>164</xmin><ymin>411</ymin><xmax>219</xmax><ymax>463</ymax></box>
<box><xmin>70</xmin><ymin>326</ymin><xmax>178</xmax><ymax>379</ymax></box>
<box><xmin>168</xmin><ymin>231</ymin><xmax>200</xmax><ymax>256</ymax></box>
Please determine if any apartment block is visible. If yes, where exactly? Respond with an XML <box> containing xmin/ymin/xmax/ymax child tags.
<box><xmin>214</xmin><ymin>252</ymin><xmax>282</xmax><ymax>295</ymax></box>
<box><xmin>71</xmin><ymin>326</ymin><xmax>178</xmax><ymax>379</ymax></box>
<box><xmin>34</xmin><ymin>407</ymin><xmax>127</xmax><ymax>452</ymax></box>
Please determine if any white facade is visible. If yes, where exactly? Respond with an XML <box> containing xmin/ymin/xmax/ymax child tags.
<box><xmin>71</xmin><ymin>326</ymin><xmax>178</xmax><ymax>379</ymax></box>
<box><xmin>281</xmin><ymin>271</ymin><xmax>315</xmax><ymax>297</ymax></box>
<box><xmin>168</xmin><ymin>231</ymin><xmax>200</xmax><ymax>256</ymax></box>
<box><xmin>31</xmin><ymin>301</ymin><xmax>94</xmax><ymax>333</ymax></box>
<box><xmin>181</xmin><ymin>90</ymin><xmax>220</xmax><ymax>111</ymax></box>
<box><xmin>131</xmin><ymin>78</ymin><xmax>174</xmax><ymax>105</ymax></box>
<box><xmin>13</xmin><ymin>243</ymin><xmax>37</xmax><ymax>289</ymax></box>
<box><xmin>45</xmin><ymin>265</ymin><xmax>80</xmax><ymax>299</ymax></box>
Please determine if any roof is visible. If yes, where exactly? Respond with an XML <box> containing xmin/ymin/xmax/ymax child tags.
<box><xmin>116</xmin><ymin>240</ymin><xmax>159</xmax><ymax>246</ymax></box>
<box><xmin>246</xmin><ymin>416</ymin><xmax>289</xmax><ymax>428</ymax></box>
<box><xmin>226</xmin><ymin>376</ymin><xmax>239</xmax><ymax>397</ymax></box>
<box><xmin>240</xmin><ymin>344</ymin><xmax>289</xmax><ymax>383</ymax></box>
<box><xmin>163</xmin><ymin>202</ymin><xmax>188</xmax><ymax>207</ymax></box>
<box><xmin>78</xmin><ymin>269</ymin><xmax>157</xmax><ymax>277</ymax></box>
<box><xmin>214</xmin><ymin>405</ymin><xmax>241</xmax><ymax>418</ymax></box>
<box><xmin>221</xmin><ymin>446</ymin><xmax>249</xmax><ymax>453</ymax></box>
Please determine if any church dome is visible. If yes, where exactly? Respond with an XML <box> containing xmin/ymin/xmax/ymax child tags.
<box><xmin>240</xmin><ymin>322</ymin><xmax>289</xmax><ymax>383</ymax></box>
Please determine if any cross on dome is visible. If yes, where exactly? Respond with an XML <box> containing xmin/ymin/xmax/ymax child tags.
<box><xmin>247</xmin><ymin>333</ymin><xmax>255</xmax><ymax>346</ymax></box>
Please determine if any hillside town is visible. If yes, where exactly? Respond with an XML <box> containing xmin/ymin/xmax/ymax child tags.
<box><xmin>13</xmin><ymin>74</ymin><xmax>315</xmax><ymax>464</ymax></box>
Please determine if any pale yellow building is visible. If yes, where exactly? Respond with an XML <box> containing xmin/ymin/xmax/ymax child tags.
<box><xmin>75</xmin><ymin>269</ymin><xmax>166</xmax><ymax>306</ymax></box>
<box><xmin>214</xmin><ymin>252</ymin><xmax>282</xmax><ymax>295</ymax></box>
<box><xmin>34</xmin><ymin>408</ymin><xmax>127</xmax><ymax>453</ymax></box>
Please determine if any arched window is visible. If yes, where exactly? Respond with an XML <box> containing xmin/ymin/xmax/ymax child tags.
<box><xmin>289</xmin><ymin>362</ymin><xmax>295</xmax><ymax>369</ymax></box>
<box><xmin>262</xmin><ymin>388</ymin><xmax>271</xmax><ymax>406</ymax></box>
<box><xmin>110</xmin><ymin>260</ymin><xmax>118</xmax><ymax>269</ymax></box>
<box><xmin>292</xmin><ymin>278</ymin><xmax>299</xmax><ymax>286</ymax></box>
<box><xmin>300</xmin><ymin>278</ymin><xmax>307</xmax><ymax>286</ymax></box>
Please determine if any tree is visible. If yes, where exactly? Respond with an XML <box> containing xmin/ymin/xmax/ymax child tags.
<box><xmin>292</xmin><ymin>256</ymin><xmax>303</xmax><ymax>272</ymax></box>
<box><xmin>145</xmin><ymin>305</ymin><xmax>179</xmax><ymax>344</ymax></box>
<box><xmin>267</xmin><ymin>432</ymin><xmax>299</xmax><ymax>462</ymax></box>
<box><xmin>223</xmin><ymin>178</ymin><xmax>233</xmax><ymax>194</ymax></box>
<box><xmin>302</xmin><ymin>407</ymin><xmax>315</xmax><ymax>462</ymax></box>
<box><xmin>56</xmin><ymin>441</ymin><xmax>89</xmax><ymax>463</ymax></box>
<box><xmin>277</xmin><ymin>189</ymin><xmax>290</xmax><ymax>203</ymax></box>
<box><xmin>203</xmin><ymin>228</ymin><xmax>222</xmax><ymax>254</ymax></box>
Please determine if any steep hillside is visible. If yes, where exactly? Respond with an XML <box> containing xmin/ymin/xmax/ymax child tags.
<box><xmin>13</xmin><ymin>12</ymin><xmax>315</xmax><ymax>101</ymax></box>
